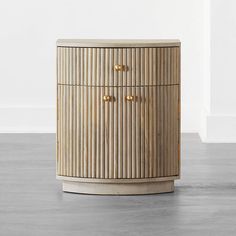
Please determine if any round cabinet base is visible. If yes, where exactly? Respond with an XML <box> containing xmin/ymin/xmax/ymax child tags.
<box><xmin>62</xmin><ymin>180</ymin><xmax>174</xmax><ymax>195</ymax></box>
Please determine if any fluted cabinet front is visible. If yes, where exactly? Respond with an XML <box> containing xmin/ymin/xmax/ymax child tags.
<box><xmin>57</xmin><ymin>85</ymin><xmax>179</xmax><ymax>179</ymax></box>
<box><xmin>56</xmin><ymin>39</ymin><xmax>181</xmax><ymax>195</ymax></box>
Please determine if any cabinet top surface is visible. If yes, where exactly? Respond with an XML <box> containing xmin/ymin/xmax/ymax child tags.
<box><xmin>57</xmin><ymin>39</ymin><xmax>181</xmax><ymax>48</ymax></box>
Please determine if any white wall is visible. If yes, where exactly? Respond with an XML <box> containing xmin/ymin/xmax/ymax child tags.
<box><xmin>200</xmin><ymin>0</ymin><xmax>236</xmax><ymax>142</ymax></box>
<box><xmin>0</xmin><ymin>0</ymin><xmax>207</xmax><ymax>133</ymax></box>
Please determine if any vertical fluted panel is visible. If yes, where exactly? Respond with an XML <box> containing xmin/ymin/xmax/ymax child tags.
<box><xmin>83</xmin><ymin>86</ymin><xmax>88</xmax><ymax>177</ymax></box>
<box><xmin>140</xmin><ymin>87</ymin><xmax>145</xmax><ymax>178</ymax></box>
<box><xmin>113</xmin><ymin>86</ymin><xmax>118</xmax><ymax>178</ymax></box>
<box><xmin>57</xmin><ymin>47</ymin><xmax>76</xmax><ymax>84</ymax></box>
<box><xmin>131</xmin><ymin>48</ymin><xmax>136</xmax><ymax>178</ymax></box>
<box><xmin>127</xmin><ymin>52</ymin><xmax>132</xmax><ymax>178</ymax></box>
<box><xmin>122</xmin><ymin>49</ymin><xmax>127</xmax><ymax>178</ymax></box>
<box><xmin>156</xmin><ymin>85</ymin><xmax>179</xmax><ymax>177</ymax></box>
<box><xmin>135</xmin><ymin>49</ymin><xmax>141</xmax><ymax>179</ymax></box>
<box><xmin>80</xmin><ymin>48</ymin><xmax>84</xmax><ymax>85</ymax></box>
<box><xmin>109</xmin><ymin>87</ymin><xmax>114</xmax><ymax>178</ymax></box>
<box><xmin>159</xmin><ymin>86</ymin><xmax>163</xmax><ymax>176</ymax></box>
<box><xmin>118</xmin><ymin>86</ymin><xmax>123</xmax><ymax>178</ymax></box>
<box><xmin>80</xmin><ymin>85</ymin><xmax>84</xmax><ymax>177</ymax></box>
<box><xmin>100</xmin><ymin>86</ymin><xmax>105</xmax><ymax>178</ymax></box>
<box><xmin>148</xmin><ymin>86</ymin><xmax>153</xmax><ymax>177</ymax></box>
<box><xmin>108</xmin><ymin>50</ymin><xmax>114</xmax><ymax>178</ymax></box>
<box><xmin>113</xmin><ymin>49</ymin><xmax>118</xmax><ymax>87</ymax></box>
<box><xmin>145</xmin><ymin>88</ymin><xmax>149</xmax><ymax>178</ymax></box>
<box><xmin>164</xmin><ymin>85</ymin><xmax>168</xmax><ymax>176</ymax></box>
<box><xmin>152</xmin><ymin>84</ymin><xmax>157</xmax><ymax>177</ymax></box>
<box><xmin>96</xmin><ymin>50</ymin><xmax>101</xmax><ymax>178</ymax></box>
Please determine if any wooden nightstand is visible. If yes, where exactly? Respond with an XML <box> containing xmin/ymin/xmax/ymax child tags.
<box><xmin>56</xmin><ymin>39</ymin><xmax>181</xmax><ymax>195</ymax></box>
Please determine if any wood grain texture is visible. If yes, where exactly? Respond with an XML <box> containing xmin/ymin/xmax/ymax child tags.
<box><xmin>57</xmin><ymin>47</ymin><xmax>180</xmax><ymax>86</ymax></box>
<box><xmin>57</xmin><ymin>85</ymin><xmax>179</xmax><ymax>178</ymax></box>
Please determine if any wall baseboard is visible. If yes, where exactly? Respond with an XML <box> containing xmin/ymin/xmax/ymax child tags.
<box><xmin>0</xmin><ymin>106</ymin><xmax>56</xmax><ymax>133</ymax></box>
<box><xmin>200</xmin><ymin>111</ymin><xmax>236</xmax><ymax>143</ymax></box>
<box><xmin>0</xmin><ymin>127</ymin><xmax>56</xmax><ymax>133</ymax></box>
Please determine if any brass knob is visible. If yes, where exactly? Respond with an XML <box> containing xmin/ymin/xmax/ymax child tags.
<box><xmin>103</xmin><ymin>95</ymin><xmax>112</xmax><ymax>102</ymax></box>
<box><xmin>125</xmin><ymin>95</ymin><xmax>135</xmax><ymax>101</ymax></box>
<box><xmin>114</xmin><ymin>64</ymin><xmax>125</xmax><ymax>71</ymax></box>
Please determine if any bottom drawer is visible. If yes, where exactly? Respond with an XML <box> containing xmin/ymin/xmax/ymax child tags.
<box><xmin>57</xmin><ymin>85</ymin><xmax>180</xmax><ymax>179</ymax></box>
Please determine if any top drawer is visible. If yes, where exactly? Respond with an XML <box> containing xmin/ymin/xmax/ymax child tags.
<box><xmin>57</xmin><ymin>47</ymin><xmax>180</xmax><ymax>86</ymax></box>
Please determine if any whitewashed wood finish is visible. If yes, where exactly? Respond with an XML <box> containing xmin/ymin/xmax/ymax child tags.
<box><xmin>57</xmin><ymin>47</ymin><xmax>180</xmax><ymax>86</ymax></box>
<box><xmin>57</xmin><ymin>39</ymin><xmax>181</xmax><ymax>48</ymax></box>
<box><xmin>57</xmin><ymin>85</ymin><xmax>179</xmax><ymax>178</ymax></box>
<box><xmin>62</xmin><ymin>180</ymin><xmax>174</xmax><ymax>195</ymax></box>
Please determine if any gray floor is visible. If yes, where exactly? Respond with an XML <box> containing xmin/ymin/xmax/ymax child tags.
<box><xmin>0</xmin><ymin>134</ymin><xmax>236</xmax><ymax>236</ymax></box>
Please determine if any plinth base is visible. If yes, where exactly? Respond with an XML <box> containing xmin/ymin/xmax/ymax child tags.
<box><xmin>62</xmin><ymin>180</ymin><xmax>174</xmax><ymax>195</ymax></box>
